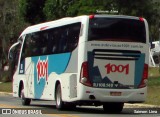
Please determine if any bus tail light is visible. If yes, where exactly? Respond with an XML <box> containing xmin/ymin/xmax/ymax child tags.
<box><xmin>89</xmin><ymin>15</ymin><xmax>95</xmax><ymax>19</ymax></box>
<box><xmin>139</xmin><ymin>17</ymin><xmax>144</xmax><ymax>22</ymax></box>
<box><xmin>80</xmin><ymin>61</ymin><xmax>92</xmax><ymax>87</ymax></box>
<box><xmin>138</xmin><ymin>64</ymin><xmax>148</xmax><ymax>88</ymax></box>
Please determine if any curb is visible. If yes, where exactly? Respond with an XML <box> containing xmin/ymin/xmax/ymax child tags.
<box><xmin>125</xmin><ymin>103</ymin><xmax>160</xmax><ymax>108</ymax></box>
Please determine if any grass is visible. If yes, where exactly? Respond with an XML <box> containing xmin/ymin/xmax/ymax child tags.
<box><xmin>149</xmin><ymin>67</ymin><xmax>160</xmax><ymax>78</ymax></box>
<box><xmin>145</xmin><ymin>67</ymin><xmax>160</xmax><ymax>105</ymax></box>
<box><xmin>145</xmin><ymin>77</ymin><xmax>160</xmax><ymax>105</ymax></box>
<box><xmin>0</xmin><ymin>82</ymin><xmax>12</xmax><ymax>92</ymax></box>
<box><xmin>0</xmin><ymin>67</ymin><xmax>160</xmax><ymax>106</ymax></box>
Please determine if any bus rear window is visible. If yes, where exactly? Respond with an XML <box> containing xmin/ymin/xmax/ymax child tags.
<box><xmin>88</xmin><ymin>18</ymin><xmax>146</xmax><ymax>43</ymax></box>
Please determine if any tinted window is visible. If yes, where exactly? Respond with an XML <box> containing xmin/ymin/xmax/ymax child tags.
<box><xmin>88</xmin><ymin>18</ymin><xmax>146</xmax><ymax>43</ymax></box>
<box><xmin>22</xmin><ymin>22</ymin><xmax>81</xmax><ymax>57</ymax></box>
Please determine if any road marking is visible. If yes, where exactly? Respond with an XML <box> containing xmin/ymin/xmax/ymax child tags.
<box><xmin>0</xmin><ymin>104</ymin><xmax>19</xmax><ymax>108</ymax></box>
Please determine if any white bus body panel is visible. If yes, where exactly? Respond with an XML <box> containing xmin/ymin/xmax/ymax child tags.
<box><xmin>11</xmin><ymin>15</ymin><xmax>149</xmax><ymax>104</ymax></box>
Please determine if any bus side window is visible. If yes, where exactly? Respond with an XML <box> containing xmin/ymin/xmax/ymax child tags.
<box><xmin>36</xmin><ymin>32</ymin><xmax>47</xmax><ymax>55</ymax></box>
<box><xmin>31</xmin><ymin>34</ymin><xmax>42</xmax><ymax>56</ymax></box>
<box><xmin>22</xmin><ymin>34</ymin><xmax>32</xmax><ymax>59</ymax></box>
<box><xmin>48</xmin><ymin>31</ymin><xmax>58</xmax><ymax>54</ymax></box>
<box><xmin>67</xmin><ymin>23</ymin><xmax>81</xmax><ymax>51</ymax></box>
<box><xmin>22</xmin><ymin>33</ymin><xmax>44</xmax><ymax>57</ymax></box>
<box><xmin>60</xmin><ymin>28</ymin><xmax>68</xmax><ymax>53</ymax></box>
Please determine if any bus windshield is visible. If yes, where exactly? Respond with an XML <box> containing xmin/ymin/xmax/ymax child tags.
<box><xmin>88</xmin><ymin>17</ymin><xmax>146</xmax><ymax>43</ymax></box>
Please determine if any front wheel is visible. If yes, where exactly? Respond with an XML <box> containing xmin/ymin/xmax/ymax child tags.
<box><xmin>103</xmin><ymin>102</ymin><xmax>124</xmax><ymax>113</ymax></box>
<box><xmin>20</xmin><ymin>86</ymin><xmax>31</xmax><ymax>106</ymax></box>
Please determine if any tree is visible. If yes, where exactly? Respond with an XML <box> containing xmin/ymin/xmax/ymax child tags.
<box><xmin>0</xmin><ymin>0</ymin><xmax>17</xmax><ymax>81</ymax></box>
<box><xmin>66</xmin><ymin>0</ymin><xmax>113</xmax><ymax>16</ymax></box>
<box><xmin>43</xmin><ymin>0</ymin><xmax>76</xmax><ymax>20</ymax></box>
<box><xmin>19</xmin><ymin>0</ymin><xmax>46</xmax><ymax>24</ymax></box>
<box><xmin>0</xmin><ymin>0</ymin><xmax>29</xmax><ymax>81</ymax></box>
<box><xmin>150</xmin><ymin>0</ymin><xmax>160</xmax><ymax>40</ymax></box>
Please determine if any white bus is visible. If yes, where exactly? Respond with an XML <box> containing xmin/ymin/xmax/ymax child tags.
<box><xmin>9</xmin><ymin>15</ymin><xmax>149</xmax><ymax>113</ymax></box>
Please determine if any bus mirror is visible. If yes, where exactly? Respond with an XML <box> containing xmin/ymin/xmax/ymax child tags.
<box><xmin>8</xmin><ymin>42</ymin><xmax>20</xmax><ymax>61</ymax></box>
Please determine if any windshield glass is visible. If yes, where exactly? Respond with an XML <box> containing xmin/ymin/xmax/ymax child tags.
<box><xmin>88</xmin><ymin>17</ymin><xmax>146</xmax><ymax>43</ymax></box>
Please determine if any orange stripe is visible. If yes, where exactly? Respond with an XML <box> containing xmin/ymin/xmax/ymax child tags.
<box><xmin>0</xmin><ymin>104</ymin><xmax>19</xmax><ymax>108</ymax></box>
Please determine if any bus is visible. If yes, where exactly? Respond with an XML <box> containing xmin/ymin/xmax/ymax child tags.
<box><xmin>8</xmin><ymin>15</ymin><xmax>149</xmax><ymax>113</ymax></box>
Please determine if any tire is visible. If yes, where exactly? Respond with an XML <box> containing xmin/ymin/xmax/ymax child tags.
<box><xmin>20</xmin><ymin>85</ymin><xmax>31</xmax><ymax>106</ymax></box>
<box><xmin>153</xmin><ymin>55</ymin><xmax>159</xmax><ymax>64</ymax></box>
<box><xmin>103</xmin><ymin>102</ymin><xmax>124</xmax><ymax>113</ymax></box>
<box><xmin>55</xmin><ymin>84</ymin><xmax>65</xmax><ymax>110</ymax></box>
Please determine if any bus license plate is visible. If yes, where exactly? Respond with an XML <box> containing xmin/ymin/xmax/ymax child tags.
<box><xmin>110</xmin><ymin>92</ymin><xmax>121</xmax><ymax>96</ymax></box>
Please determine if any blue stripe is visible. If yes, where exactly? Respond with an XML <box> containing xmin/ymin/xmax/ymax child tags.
<box><xmin>123</xmin><ymin>53</ymin><xmax>145</xmax><ymax>88</ymax></box>
<box><xmin>48</xmin><ymin>53</ymin><xmax>71</xmax><ymax>74</ymax></box>
<box><xmin>134</xmin><ymin>54</ymin><xmax>145</xmax><ymax>88</ymax></box>
<box><xmin>32</xmin><ymin>53</ymin><xmax>71</xmax><ymax>99</ymax></box>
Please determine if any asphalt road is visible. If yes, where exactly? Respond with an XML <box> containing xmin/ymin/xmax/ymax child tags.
<box><xmin>0</xmin><ymin>94</ymin><xmax>160</xmax><ymax>117</ymax></box>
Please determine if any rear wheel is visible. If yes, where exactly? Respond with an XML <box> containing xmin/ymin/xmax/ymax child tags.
<box><xmin>103</xmin><ymin>102</ymin><xmax>124</xmax><ymax>113</ymax></box>
<box><xmin>20</xmin><ymin>85</ymin><xmax>31</xmax><ymax>106</ymax></box>
<box><xmin>55</xmin><ymin>84</ymin><xmax>76</xmax><ymax>110</ymax></box>
<box><xmin>55</xmin><ymin>84</ymin><xmax>65</xmax><ymax>110</ymax></box>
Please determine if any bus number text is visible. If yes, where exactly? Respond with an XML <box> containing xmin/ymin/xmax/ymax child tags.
<box><xmin>36</xmin><ymin>58</ymin><xmax>48</xmax><ymax>82</ymax></box>
<box><xmin>105</xmin><ymin>63</ymin><xmax>129</xmax><ymax>75</ymax></box>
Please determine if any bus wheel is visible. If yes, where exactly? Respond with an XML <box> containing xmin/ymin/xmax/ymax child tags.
<box><xmin>103</xmin><ymin>102</ymin><xmax>124</xmax><ymax>113</ymax></box>
<box><xmin>20</xmin><ymin>86</ymin><xmax>31</xmax><ymax>106</ymax></box>
<box><xmin>55</xmin><ymin>84</ymin><xmax>64</xmax><ymax>110</ymax></box>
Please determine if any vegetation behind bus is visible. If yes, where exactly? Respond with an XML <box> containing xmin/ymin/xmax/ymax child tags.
<box><xmin>0</xmin><ymin>0</ymin><xmax>160</xmax><ymax>82</ymax></box>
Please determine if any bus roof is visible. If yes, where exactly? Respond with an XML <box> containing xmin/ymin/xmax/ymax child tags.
<box><xmin>19</xmin><ymin>15</ymin><xmax>144</xmax><ymax>38</ymax></box>
<box><xmin>20</xmin><ymin>16</ymin><xmax>86</xmax><ymax>37</ymax></box>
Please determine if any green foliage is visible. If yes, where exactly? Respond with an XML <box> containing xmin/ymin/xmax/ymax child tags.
<box><xmin>76</xmin><ymin>0</ymin><xmax>103</xmax><ymax>15</ymax></box>
<box><xmin>19</xmin><ymin>0</ymin><xmax>46</xmax><ymax>24</ymax></box>
<box><xmin>43</xmin><ymin>0</ymin><xmax>75</xmax><ymax>20</ymax></box>
<box><xmin>66</xmin><ymin>0</ymin><xmax>117</xmax><ymax>16</ymax></box>
<box><xmin>66</xmin><ymin>1</ymin><xmax>81</xmax><ymax>16</ymax></box>
<box><xmin>43</xmin><ymin>0</ymin><xmax>59</xmax><ymax>20</ymax></box>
